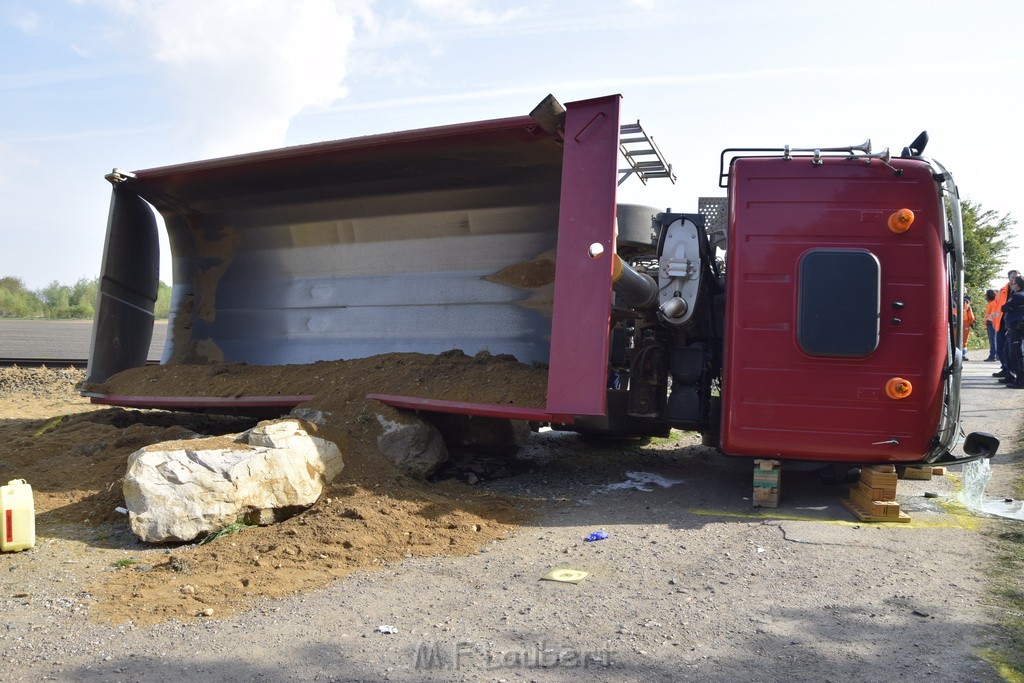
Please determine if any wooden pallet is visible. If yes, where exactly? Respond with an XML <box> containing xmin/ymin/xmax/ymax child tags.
<box><xmin>841</xmin><ymin>497</ymin><xmax>911</xmax><ymax>522</ymax></box>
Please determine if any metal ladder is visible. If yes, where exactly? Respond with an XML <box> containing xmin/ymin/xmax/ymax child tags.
<box><xmin>618</xmin><ymin>121</ymin><xmax>676</xmax><ymax>186</ymax></box>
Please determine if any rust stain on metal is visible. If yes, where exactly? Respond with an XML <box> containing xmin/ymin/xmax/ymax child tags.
<box><xmin>195</xmin><ymin>226</ymin><xmax>241</xmax><ymax>323</ymax></box>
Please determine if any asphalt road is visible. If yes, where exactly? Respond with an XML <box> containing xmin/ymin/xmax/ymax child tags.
<box><xmin>0</xmin><ymin>319</ymin><xmax>167</xmax><ymax>361</ymax></box>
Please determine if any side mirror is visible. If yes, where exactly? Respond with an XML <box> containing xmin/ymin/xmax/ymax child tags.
<box><xmin>963</xmin><ymin>431</ymin><xmax>999</xmax><ymax>459</ymax></box>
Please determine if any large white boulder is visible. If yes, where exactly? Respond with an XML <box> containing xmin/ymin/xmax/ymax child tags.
<box><xmin>123</xmin><ymin>420</ymin><xmax>343</xmax><ymax>543</ymax></box>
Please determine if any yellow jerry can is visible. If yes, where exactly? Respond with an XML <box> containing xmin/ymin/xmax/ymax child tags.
<box><xmin>0</xmin><ymin>479</ymin><xmax>36</xmax><ymax>552</ymax></box>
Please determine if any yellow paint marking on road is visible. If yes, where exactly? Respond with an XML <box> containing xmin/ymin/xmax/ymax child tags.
<box><xmin>685</xmin><ymin>507</ymin><xmax>980</xmax><ymax>530</ymax></box>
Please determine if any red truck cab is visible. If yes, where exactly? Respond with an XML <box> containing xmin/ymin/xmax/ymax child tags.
<box><xmin>721</xmin><ymin>155</ymin><xmax>957</xmax><ymax>463</ymax></box>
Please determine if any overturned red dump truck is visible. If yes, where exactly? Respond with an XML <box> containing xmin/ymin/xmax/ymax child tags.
<box><xmin>85</xmin><ymin>93</ymin><xmax>998</xmax><ymax>466</ymax></box>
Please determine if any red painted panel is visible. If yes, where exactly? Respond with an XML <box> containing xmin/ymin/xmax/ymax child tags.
<box><xmin>721</xmin><ymin>157</ymin><xmax>948</xmax><ymax>463</ymax></box>
<box><xmin>545</xmin><ymin>95</ymin><xmax>621</xmax><ymax>416</ymax></box>
<box><xmin>367</xmin><ymin>394</ymin><xmax>574</xmax><ymax>422</ymax></box>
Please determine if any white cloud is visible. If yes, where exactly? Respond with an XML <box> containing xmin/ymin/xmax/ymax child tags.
<box><xmin>92</xmin><ymin>0</ymin><xmax>371</xmax><ymax>158</ymax></box>
<box><xmin>6</xmin><ymin>8</ymin><xmax>40</xmax><ymax>33</ymax></box>
<box><xmin>412</xmin><ymin>0</ymin><xmax>527</xmax><ymax>25</ymax></box>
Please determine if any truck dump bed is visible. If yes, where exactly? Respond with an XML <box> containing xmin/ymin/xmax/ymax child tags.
<box><xmin>87</xmin><ymin>96</ymin><xmax>628</xmax><ymax>421</ymax></box>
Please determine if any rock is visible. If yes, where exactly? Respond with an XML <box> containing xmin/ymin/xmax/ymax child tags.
<box><xmin>72</xmin><ymin>441</ymin><xmax>109</xmax><ymax>457</ymax></box>
<box><xmin>427</xmin><ymin>414</ymin><xmax>531</xmax><ymax>478</ymax></box>
<box><xmin>289</xmin><ymin>407</ymin><xmax>331</xmax><ymax>427</ymax></box>
<box><xmin>123</xmin><ymin>419</ymin><xmax>343</xmax><ymax>543</ymax></box>
<box><xmin>430</xmin><ymin>414</ymin><xmax>531</xmax><ymax>457</ymax></box>
<box><xmin>168</xmin><ymin>555</ymin><xmax>192</xmax><ymax>573</ymax></box>
<box><xmin>374</xmin><ymin>408</ymin><xmax>448</xmax><ymax>478</ymax></box>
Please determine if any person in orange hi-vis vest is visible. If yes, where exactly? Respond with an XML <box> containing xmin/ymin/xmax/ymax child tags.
<box><xmin>984</xmin><ymin>289</ymin><xmax>999</xmax><ymax>361</ymax></box>
<box><xmin>962</xmin><ymin>294</ymin><xmax>975</xmax><ymax>360</ymax></box>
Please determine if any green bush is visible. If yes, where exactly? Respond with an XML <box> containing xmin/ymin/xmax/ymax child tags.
<box><xmin>0</xmin><ymin>277</ymin><xmax>43</xmax><ymax>318</ymax></box>
<box><xmin>0</xmin><ymin>275</ymin><xmax>171</xmax><ymax>320</ymax></box>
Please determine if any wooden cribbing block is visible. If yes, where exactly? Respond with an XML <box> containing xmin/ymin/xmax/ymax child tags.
<box><xmin>857</xmin><ymin>482</ymin><xmax>897</xmax><ymax>502</ymax></box>
<box><xmin>849</xmin><ymin>487</ymin><xmax>901</xmax><ymax>517</ymax></box>
<box><xmin>842</xmin><ymin>467</ymin><xmax>912</xmax><ymax>522</ymax></box>
<box><xmin>752</xmin><ymin>459</ymin><xmax>780</xmax><ymax>507</ymax></box>
<box><xmin>860</xmin><ymin>466</ymin><xmax>898</xmax><ymax>489</ymax></box>
<box><xmin>753</xmin><ymin>486</ymin><xmax>779</xmax><ymax>508</ymax></box>
<box><xmin>900</xmin><ymin>466</ymin><xmax>933</xmax><ymax>481</ymax></box>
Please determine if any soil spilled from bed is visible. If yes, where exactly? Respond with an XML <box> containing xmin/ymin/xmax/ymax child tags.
<box><xmin>2</xmin><ymin>351</ymin><xmax>549</xmax><ymax>624</ymax></box>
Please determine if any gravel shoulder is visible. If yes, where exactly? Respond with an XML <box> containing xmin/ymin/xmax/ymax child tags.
<box><xmin>0</xmin><ymin>361</ymin><xmax>1021</xmax><ymax>682</ymax></box>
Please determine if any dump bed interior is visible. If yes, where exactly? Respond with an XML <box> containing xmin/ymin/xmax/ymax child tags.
<box><xmin>87</xmin><ymin>96</ymin><xmax>626</xmax><ymax>421</ymax></box>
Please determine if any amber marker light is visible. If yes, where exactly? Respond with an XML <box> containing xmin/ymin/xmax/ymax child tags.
<box><xmin>887</xmin><ymin>208</ymin><xmax>915</xmax><ymax>233</ymax></box>
<box><xmin>885</xmin><ymin>377</ymin><xmax>913</xmax><ymax>399</ymax></box>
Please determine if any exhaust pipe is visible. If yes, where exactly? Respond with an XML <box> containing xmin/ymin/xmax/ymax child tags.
<box><xmin>612</xmin><ymin>254</ymin><xmax>659</xmax><ymax>310</ymax></box>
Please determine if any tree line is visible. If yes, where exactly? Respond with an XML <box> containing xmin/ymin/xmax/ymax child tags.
<box><xmin>961</xmin><ymin>199</ymin><xmax>1016</xmax><ymax>301</ymax></box>
<box><xmin>0</xmin><ymin>276</ymin><xmax>172</xmax><ymax>319</ymax></box>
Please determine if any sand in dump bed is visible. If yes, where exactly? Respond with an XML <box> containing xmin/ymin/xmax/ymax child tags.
<box><xmin>1</xmin><ymin>351</ymin><xmax>549</xmax><ymax>625</ymax></box>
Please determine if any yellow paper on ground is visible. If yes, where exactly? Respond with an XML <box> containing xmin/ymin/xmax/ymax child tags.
<box><xmin>541</xmin><ymin>568</ymin><xmax>589</xmax><ymax>583</ymax></box>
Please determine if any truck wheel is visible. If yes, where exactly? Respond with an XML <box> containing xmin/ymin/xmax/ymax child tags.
<box><xmin>818</xmin><ymin>464</ymin><xmax>861</xmax><ymax>486</ymax></box>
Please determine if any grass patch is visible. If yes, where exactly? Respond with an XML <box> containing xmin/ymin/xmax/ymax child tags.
<box><xmin>198</xmin><ymin>520</ymin><xmax>256</xmax><ymax>545</ymax></box>
<box><xmin>983</xmin><ymin>521</ymin><xmax>1024</xmax><ymax>679</ymax></box>
<box><xmin>982</xmin><ymin>417</ymin><xmax>1024</xmax><ymax>680</ymax></box>
<box><xmin>31</xmin><ymin>416</ymin><xmax>63</xmax><ymax>437</ymax></box>
<box><xmin>980</xmin><ymin>648</ymin><xmax>1024</xmax><ymax>683</ymax></box>
<box><xmin>646</xmin><ymin>429</ymin><xmax>692</xmax><ymax>448</ymax></box>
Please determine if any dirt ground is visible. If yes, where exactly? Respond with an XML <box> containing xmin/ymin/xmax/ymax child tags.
<box><xmin>0</xmin><ymin>361</ymin><xmax>1022</xmax><ymax>682</ymax></box>
<box><xmin>1</xmin><ymin>354</ymin><xmax>550</xmax><ymax>626</ymax></box>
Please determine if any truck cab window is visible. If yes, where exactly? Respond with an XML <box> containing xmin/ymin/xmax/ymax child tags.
<box><xmin>797</xmin><ymin>249</ymin><xmax>880</xmax><ymax>357</ymax></box>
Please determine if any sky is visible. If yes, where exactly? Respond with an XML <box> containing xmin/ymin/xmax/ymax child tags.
<box><xmin>1</xmin><ymin>0</ymin><xmax>1022</xmax><ymax>291</ymax></box>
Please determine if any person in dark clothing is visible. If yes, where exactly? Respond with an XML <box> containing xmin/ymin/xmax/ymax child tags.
<box><xmin>1000</xmin><ymin>275</ymin><xmax>1024</xmax><ymax>388</ymax></box>
<box><xmin>994</xmin><ymin>269</ymin><xmax>1020</xmax><ymax>379</ymax></box>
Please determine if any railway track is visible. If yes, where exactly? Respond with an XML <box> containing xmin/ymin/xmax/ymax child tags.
<box><xmin>0</xmin><ymin>358</ymin><xmax>160</xmax><ymax>369</ymax></box>
<box><xmin>0</xmin><ymin>357</ymin><xmax>89</xmax><ymax>368</ymax></box>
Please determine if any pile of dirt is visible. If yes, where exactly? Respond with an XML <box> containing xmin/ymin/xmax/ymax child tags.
<box><xmin>83</xmin><ymin>349</ymin><xmax>549</xmax><ymax>486</ymax></box>
<box><xmin>0</xmin><ymin>364</ymin><xmax>96</xmax><ymax>419</ymax></box>
<box><xmin>1</xmin><ymin>352</ymin><xmax>550</xmax><ymax>625</ymax></box>
<box><xmin>81</xmin><ymin>349</ymin><xmax>547</xmax><ymax>409</ymax></box>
